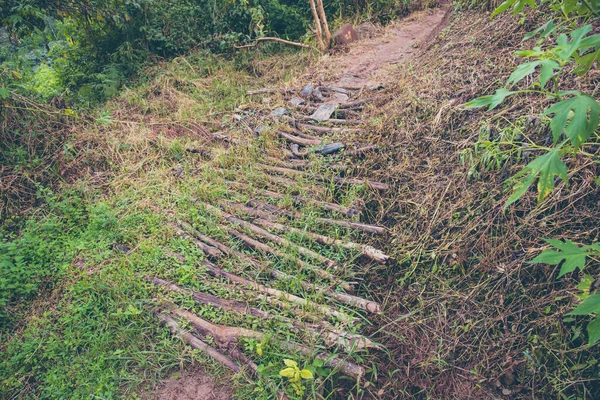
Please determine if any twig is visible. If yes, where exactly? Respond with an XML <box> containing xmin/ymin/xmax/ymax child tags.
<box><xmin>235</xmin><ymin>37</ymin><xmax>313</xmax><ymax>50</ymax></box>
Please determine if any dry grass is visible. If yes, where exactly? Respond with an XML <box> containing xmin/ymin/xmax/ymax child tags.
<box><xmin>351</xmin><ymin>8</ymin><xmax>600</xmax><ymax>399</ymax></box>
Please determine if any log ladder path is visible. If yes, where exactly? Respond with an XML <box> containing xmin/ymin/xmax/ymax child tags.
<box><xmin>154</xmin><ymin>82</ymin><xmax>394</xmax><ymax>389</ymax></box>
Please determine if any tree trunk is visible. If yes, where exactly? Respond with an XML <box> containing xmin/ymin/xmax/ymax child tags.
<box><xmin>315</xmin><ymin>0</ymin><xmax>331</xmax><ymax>48</ymax></box>
<box><xmin>309</xmin><ymin>0</ymin><xmax>325</xmax><ymax>50</ymax></box>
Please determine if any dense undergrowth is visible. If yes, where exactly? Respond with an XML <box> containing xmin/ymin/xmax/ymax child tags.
<box><xmin>0</xmin><ymin>0</ymin><xmax>430</xmax><ymax>106</ymax></box>
<box><xmin>355</xmin><ymin>4</ymin><xmax>600</xmax><ymax>398</ymax></box>
<box><xmin>2</xmin><ymin>48</ymin><xmax>378</xmax><ymax>398</ymax></box>
<box><xmin>1</xmin><ymin>1</ymin><xmax>599</xmax><ymax>399</ymax></box>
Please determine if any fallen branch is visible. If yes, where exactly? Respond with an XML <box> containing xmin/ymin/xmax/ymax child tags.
<box><xmin>290</xmin><ymin>143</ymin><xmax>310</xmax><ymax>158</ymax></box>
<box><xmin>158</xmin><ymin>313</ymin><xmax>240</xmax><ymax>372</ymax></box>
<box><xmin>297</xmin><ymin>122</ymin><xmax>362</xmax><ymax>134</ymax></box>
<box><xmin>172</xmin><ymin>307</ymin><xmax>263</xmax><ymax>344</ymax></box>
<box><xmin>350</xmin><ymin>145</ymin><xmax>378</xmax><ymax>157</ymax></box>
<box><xmin>235</xmin><ymin>37</ymin><xmax>312</xmax><ymax>50</ymax></box>
<box><xmin>254</xmin><ymin>218</ymin><xmax>391</xmax><ymax>265</ymax></box>
<box><xmin>149</xmin><ymin>277</ymin><xmax>376</xmax><ymax>350</ymax></box>
<box><xmin>247</xmin><ymin>199</ymin><xmax>386</xmax><ymax>235</ymax></box>
<box><xmin>339</xmin><ymin>97</ymin><xmax>375</xmax><ymax>109</ymax></box>
<box><xmin>277</xmin><ymin>130</ymin><xmax>321</xmax><ymax>146</ymax></box>
<box><xmin>201</xmin><ymin>258</ymin><xmax>353</xmax><ymax>323</ymax></box>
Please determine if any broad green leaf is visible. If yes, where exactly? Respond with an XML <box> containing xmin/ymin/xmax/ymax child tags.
<box><xmin>587</xmin><ymin>316</ymin><xmax>600</xmax><ymax>345</ymax></box>
<box><xmin>523</xmin><ymin>20</ymin><xmax>556</xmax><ymax>42</ymax></box>
<box><xmin>283</xmin><ymin>359</ymin><xmax>297</xmax><ymax>368</ymax></box>
<box><xmin>0</xmin><ymin>87</ymin><xmax>9</xmax><ymax>100</ymax></box>
<box><xmin>300</xmin><ymin>369</ymin><xmax>314</xmax><ymax>379</ymax></box>
<box><xmin>539</xmin><ymin>60</ymin><xmax>560</xmax><ymax>88</ymax></box>
<box><xmin>568</xmin><ymin>294</ymin><xmax>600</xmax><ymax>316</ymax></box>
<box><xmin>579</xmin><ymin>33</ymin><xmax>600</xmax><ymax>53</ymax></box>
<box><xmin>506</xmin><ymin>60</ymin><xmax>560</xmax><ymax>88</ymax></box>
<box><xmin>507</xmin><ymin>61</ymin><xmax>540</xmax><ymax>87</ymax></box>
<box><xmin>491</xmin><ymin>0</ymin><xmax>536</xmax><ymax>17</ymax></box>
<box><xmin>529</xmin><ymin>239</ymin><xmax>588</xmax><ymax>277</ymax></box>
<box><xmin>463</xmin><ymin>88</ymin><xmax>517</xmax><ymax>110</ymax></box>
<box><xmin>505</xmin><ymin>147</ymin><xmax>568</xmax><ymax>208</ymax></box>
<box><xmin>545</xmin><ymin>94</ymin><xmax>600</xmax><ymax>147</ymax></box>
<box><xmin>575</xmin><ymin>48</ymin><xmax>600</xmax><ymax>75</ymax></box>
<box><xmin>555</xmin><ymin>25</ymin><xmax>593</xmax><ymax>62</ymax></box>
<box><xmin>279</xmin><ymin>367</ymin><xmax>296</xmax><ymax>378</ymax></box>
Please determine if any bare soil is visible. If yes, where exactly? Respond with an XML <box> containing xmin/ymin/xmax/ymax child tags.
<box><xmin>319</xmin><ymin>6</ymin><xmax>450</xmax><ymax>88</ymax></box>
<box><xmin>148</xmin><ymin>368</ymin><xmax>233</xmax><ymax>400</ymax></box>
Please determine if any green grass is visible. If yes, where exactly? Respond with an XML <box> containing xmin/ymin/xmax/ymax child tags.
<box><xmin>0</xmin><ymin>48</ymin><xmax>377</xmax><ymax>399</ymax></box>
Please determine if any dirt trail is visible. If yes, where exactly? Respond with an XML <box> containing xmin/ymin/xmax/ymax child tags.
<box><xmin>147</xmin><ymin>7</ymin><xmax>450</xmax><ymax>399</ymax></box>
<box><xmin>320</xmin><ymin>6</ymin><xmax>450</xmax><ymax>88</ymax></box>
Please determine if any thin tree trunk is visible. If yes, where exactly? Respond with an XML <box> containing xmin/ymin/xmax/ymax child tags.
<box><xmin>315</xmin><ymin>0</ymin><xmax>331</xmax><ymax>47</ymax></box>
<box><xmin>308</xmin><ymin>0</ymin><xmax>325</xmax><ymax>50</ymax></box>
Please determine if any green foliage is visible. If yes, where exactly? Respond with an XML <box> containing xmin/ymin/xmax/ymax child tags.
<box><xmin>467</xmin><ymin>0</ymin><xmax>600</xmax><ymax>347</ymax></box>
<box><xmin>463</xmin><ymin>0</ymin><xmax>600</xmax><ymax>206</ymax></box>
<box><xmin>279</xmin><ymin>359</ymin><xmax>314</xmax><ymax>396</ymax></box>
<box><xmin>530</xmin><ymin>239</ymin><xmax>600</xmax><ymax>345</ymax></box>
<box><xmin>545</xmin><ymin>92</ymin><xmax>600</xmax><ymax>147</ymax></box>
<box><xmin>504</xmin><ymin>145</ymin><xmax>568</xmax><ymax>207</ymax></box>
<box><xmin>463</xmin><ymin>88</ymin><xmax>517</xmax><ymax>110</ymax></box>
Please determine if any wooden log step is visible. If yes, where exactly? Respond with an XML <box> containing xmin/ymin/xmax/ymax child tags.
<box><xmin>158</xmin><ymin>313</ymin><xmax>240</xmax><ymax>372</ymax></box>
<box><xmin>168</xmin><ymin>307</ymin><xmax>366</xmax><ymax>378</ymax></box>
<box><xmin>178</xmin><ymin>222</ymin><xmax>379</xmax><ymax>312</ymax></box>
<box><xmin>210</xmin><ymin>203</ymin><xmax>340</xmax><ymax>269</ymax></box>
<box><xmin>149</xmin><ymin>276</ymin><xmax>376</xmax><ymax>350</ymax></box>
<box><xmin>247</xmin><ymin>199</ymin><xmax>386</xmax><ymax>236</ymax></box>
<box><xmin>277</xmin><ymin>130</ymin><xmax>321</xmax><ymax>146</ymax></box>
<box><xmin>253</xmin><ymin>218</ymin><xmax>392</xmax><ymax>265</ymax></box>
<box><xmin>261</xmin><ymin>164</ymin><xmax>389</xmax><ymax>191</ymax></box>
<box><xmin>200</xmin><ymin>259</ymin><xmax>353</xmax><ymax>323</ymax></box>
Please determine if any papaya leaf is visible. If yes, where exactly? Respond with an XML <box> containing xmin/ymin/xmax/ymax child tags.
<box><xmin>507</xmin><ymin>61</ymin><xmax>540</xmax><ymax>87</ymax></box>
<box><xmin>575</xmin><ymin>48</ymin><xmax>600</xmax><ymax>75</ymax></box>
<box><xmin>463</xmin><ymin>88</ymin><xmax>517</xmax><ymax>110</ymax></box>
<box><xmin>529</xmin><ymin>239</ymin><xmax>588</xmax><ymax>277</ymax></box>
<box><xmin>587</xmin><ymin>316</ymin><xmax>600</xmax><ymax>345</ymax></box>
<box><xmin>545</xmin><ymin>94</ymin><xmax>600</xmax><ymax>147</ymax></box>
<box><xmin>555</xmin><ymin>25</ymin><xmax>592</xmax><ymax>61</ymax></box>
<box><xmin>505</xmin><ymin>147</ymin><xmax>568</xmax><ymax>208</ymax></box>
<box><xmin>568</xmin><ymin>294</ymin><xmax>600</xmax><ymax>316</ymax></box>
<box><xmin>523</xmin><ymin>20</ymin><xmax>556</xmax><ymax>42</ymax></box>
<box><xmin>507</xmin><ymin>60</ymin><xmax>560</xmax><ymax>88</ymax></box>
<box><xmin>491</xmin><ymin>0</ymin><xmax>536</xmax><ymax>17</ymax></box>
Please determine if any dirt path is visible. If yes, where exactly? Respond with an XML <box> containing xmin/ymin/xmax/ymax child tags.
<box><xmin>319</xmin><ymin>6</ymin><xmax>450</xmax><ymax>88</ymax></box>
<box><xmin>146</xmin><ymin>7</ymin><xmax>450</xmax><ymax>399</ymax></box>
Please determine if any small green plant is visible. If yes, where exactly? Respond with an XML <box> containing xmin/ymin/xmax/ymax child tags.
<box><xmin>464</xmin><ymin>2</ymin><xmax>600</xmax><ymax>208</ymax></box>
<box><xmin>531</xmin><ymin>240</ymin><xmax>600</xmax><ymax>344</ymax></box>
<box><xmin>466</xmin><ymin>0</ymin><xmax>600</xmax><ymax>347</ymax></box>
<box><xmin>279</xmin><ymin>359</ymin><xmax>314</xmax><ymax>397</ymax></box>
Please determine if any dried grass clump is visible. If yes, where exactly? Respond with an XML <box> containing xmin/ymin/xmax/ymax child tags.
<box><xmin>0</xmin><ymin>95</ymin><xmax>110</xmax><ymax>223</ymax></box>
<box><xmin>357</xmin><ymin>9</ymin><xmax>600</xmax><ymax>399</ymax></box>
